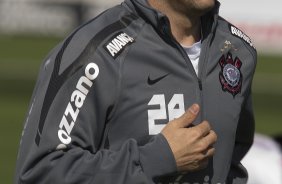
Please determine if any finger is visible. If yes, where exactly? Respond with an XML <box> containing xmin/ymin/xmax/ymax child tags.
<box><xmin>202</xmin><ymin>130</ymin><xmax>217</xmax><ymax>147</ymax></box>
<box><xmin>194</xmin><ymin>121</ymin><xmax>211</xmax><ymax>137</ymax></box>
<box><xmin>203</xmin><ymin>130</ymin><xmax>217</xmax><ymax>145</ymax></box>
<box><xmin>202</xmin><ymin>146</ymin><xmax>216</xmax><ymax>159</ymax></box>
<box><xmin>174</xmin><ymin>104</ymin><xmax>200</xmax><ymax>128</ymax></box>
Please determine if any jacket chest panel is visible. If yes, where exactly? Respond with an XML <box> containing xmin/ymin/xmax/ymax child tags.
<box><xmin>108</xmin><ymin>37</ymin><xmax>200</xmax><ymax>148</ymax></box>
<box><xmin>108</xmin><ymin>28</ymin><xmax>252</xmax><ymax>150</ymax></box>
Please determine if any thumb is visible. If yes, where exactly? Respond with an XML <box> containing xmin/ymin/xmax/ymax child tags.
<box><xmin>174</xmin><ymin>104</ymin><xmax>200</xmax><ymax>128</ymax></box>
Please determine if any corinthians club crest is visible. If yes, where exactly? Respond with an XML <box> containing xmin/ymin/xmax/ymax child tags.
<box><xmin>219</xmin><ymin>52</ymin><xmax>242</xmax><ymax>97</ymax></box>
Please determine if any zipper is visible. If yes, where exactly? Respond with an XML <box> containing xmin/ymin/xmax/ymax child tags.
<box><xmin>198</xmin><ymin>79</ymin><xmax>203</xmax><ymax>91</ymax></box>
<box><xmin>196</xmin><ymin>32</ymin><xmax>214</xmax><ymax>120</ymax></box>
<box><xmin>161</xmin><ymin>18</ymin><xmax>201</xmax><ymax>86</ymax></box>
<box><xmin>161</xmin><ymin>17</ymin><xmax>213</xmax><ymax>121</ymax></box>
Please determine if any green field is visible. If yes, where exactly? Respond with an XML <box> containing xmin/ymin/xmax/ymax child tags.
<box><xmin>0</xmin><ymin>35</ymin><xmax>281</xmax><ymax>183</ymax></box>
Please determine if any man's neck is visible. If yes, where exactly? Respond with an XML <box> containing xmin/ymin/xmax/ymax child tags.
<box><xmin>148</xmin><ymin>0</ymin><xmax>201</xmax><ymax>46</ymax></box>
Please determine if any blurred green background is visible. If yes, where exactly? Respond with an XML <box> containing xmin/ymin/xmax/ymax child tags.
<box><xmin>0</xmin><ymin>34</ymin><xmax>281</xmax><ymax>183</ymax></box>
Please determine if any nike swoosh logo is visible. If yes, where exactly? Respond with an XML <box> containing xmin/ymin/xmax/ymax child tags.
<box><xmin>147</xmin><ymin>74</ymin><xmax>169</xmax><ymax>85</ymax></box>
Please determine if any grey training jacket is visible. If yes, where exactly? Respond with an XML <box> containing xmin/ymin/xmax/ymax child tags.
<box><xmin>15</xmin><ymin>0</ymin><xmax>257</xmax><ymax>183</ymax></box>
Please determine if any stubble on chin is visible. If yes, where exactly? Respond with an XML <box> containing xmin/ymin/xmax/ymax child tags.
<box><xmin>180</xmin><ymin>0</ymin><xmax>215</xmax><ymax>16</ymax></box>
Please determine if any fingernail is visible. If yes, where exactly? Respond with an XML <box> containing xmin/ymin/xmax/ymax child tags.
<box><xmin>189</xmin><ymin>104</ymin><xmax>199</xmax><ymax>115</ymax></box>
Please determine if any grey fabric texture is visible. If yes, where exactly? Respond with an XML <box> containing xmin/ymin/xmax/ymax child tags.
<box><xmin>15</xmin><ymin>0</ymin><xmax>257</xmax><ymax>183</ymax></box>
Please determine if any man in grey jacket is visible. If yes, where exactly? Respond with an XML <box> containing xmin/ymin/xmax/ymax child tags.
<box><xmin>15</xmin><ymin>0</ymin><xmax>256</xmax><ymax>183</ymax></box>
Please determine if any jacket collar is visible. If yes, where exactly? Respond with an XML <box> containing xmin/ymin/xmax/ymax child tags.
<box><xmin>125</xmin><ymin>0</ymin><xmax>220</xmax><ymax>37</ymax></box>
<box><xmin>125</xmin><ymin>0</ymin><xmax>166</xmax><ymax>30</ymax></box>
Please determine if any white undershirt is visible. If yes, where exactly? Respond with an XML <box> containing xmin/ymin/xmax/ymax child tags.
<box><xmin>182</xmin><ymin>41</ymin><xmax>202</xmax><ymax>76</ymax></box>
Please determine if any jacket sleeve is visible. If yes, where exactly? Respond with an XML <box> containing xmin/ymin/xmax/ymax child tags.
<box><xmin>227</xmin><ymin>50</ymin><xmax>257</xmax><ymax>183</ymax></box>
<box><xmin>233</xmin><ymin>92</ymin><xmax>255</xmax><ymax>162</ymax></box>
<box><xmin>15</xmin><ymin>43</ymin><xmax>177</xmax><ymax>184</ymax></box>
<box><xmin>227</xmin><ymin>91</ymin><xmax>255</xmax><ymax>183</ymax></box>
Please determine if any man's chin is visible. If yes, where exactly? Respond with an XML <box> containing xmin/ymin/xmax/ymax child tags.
<box><xmin>193</xmin><ymin>4</ymin><xmax>215</xmax><ymax>16</ymax></box>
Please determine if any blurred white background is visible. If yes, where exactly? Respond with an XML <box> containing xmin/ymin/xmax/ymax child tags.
<box><xmin>0</xmin><ymin>1</ymin><xmax>281</xmax><ymax>184</ymax></box>
<box><xmin>220</xmin><ymin>0</ymin><xmax>282</xmax><ymax>54</ymax></box>
<box><xmin>0</xmin><ymin>0</ymin><xmax>281</xmax><ymax>54</ymax></box>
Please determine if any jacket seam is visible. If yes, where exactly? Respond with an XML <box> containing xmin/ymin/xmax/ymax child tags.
<box><xmin>108</xmin><ymin>20</ymin><xmax>146</xmax><ymax>119</ymax></box>
<box><xmin>101</xmin><ymin>18</ymin><xmax>147</xmax><ymax>149</ymax></box>
<box><xmin>218</xmin><ymin>28</ymin><xmax>257</xmax><ymax>69</ymax></box>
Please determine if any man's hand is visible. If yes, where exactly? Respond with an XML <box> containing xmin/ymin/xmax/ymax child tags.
<box><xmin>161</xmin><ymin>104</ymin><xmax>217</xmax><ymax>172</ymax></box>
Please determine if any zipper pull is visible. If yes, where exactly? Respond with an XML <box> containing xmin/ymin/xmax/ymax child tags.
<box><xmin>198</xmin><ymin>79</ymin><xmax>203</xmax><ymax>91</ymax></box>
